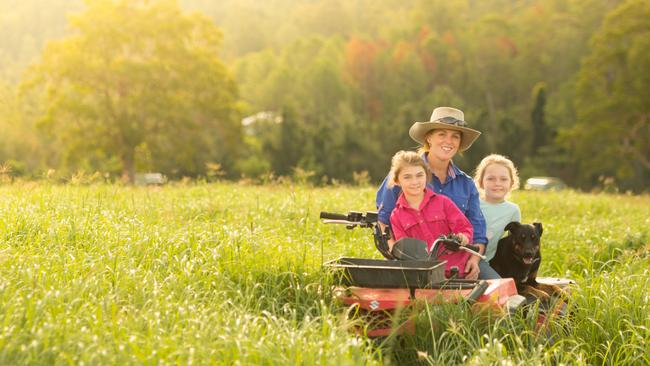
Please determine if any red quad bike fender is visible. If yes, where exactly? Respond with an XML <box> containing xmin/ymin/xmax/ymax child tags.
<box><xmin>334</xmin><ymin>277</ymin><xmax>574</xmax><ymax>337</ymax></box>
<box><xmin>335</xmin><ymin>278</ymin><xmax>519</xmax><ymax>312</ymax></box>
<box><xmin>335</xmin><ymin>278</ymin><xmax>521</xmax><ymax>337</ymax></box>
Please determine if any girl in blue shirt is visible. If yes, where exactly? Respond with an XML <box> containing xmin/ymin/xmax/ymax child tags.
<box><xmin>473</xmin><ymin>154</ymin><xmax>522</xmax><ymax>262</ymax></box>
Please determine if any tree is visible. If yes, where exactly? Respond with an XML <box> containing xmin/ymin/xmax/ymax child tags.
<box><xmin>265</xmin><ymin>104</ymin><xmax>304</xmax><ymax>176</ymax></box>
<box><xmin>530</xmin><ymin>82</ymin><xmax>548</xmax><ymax>155</ymax></box>
<box><xmin>22</xmin><ymin>0</ymin><xmax>240</xmax><ymax>182</ymax></box>
<box><xmin>0</xmin><ymin>81</ymin><xmax>57</xmax><ymax>177</ymax></box>
<box><xmin>565</xmin><ymin>0</ymin><xmax>649</xmax><ymax>191</ymax></box>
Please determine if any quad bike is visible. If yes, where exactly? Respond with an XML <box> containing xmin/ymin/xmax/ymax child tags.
<box><xmin>320</xmin><ymin>210</ymin><xmax>573</xmax><ymax>337</ymax></box>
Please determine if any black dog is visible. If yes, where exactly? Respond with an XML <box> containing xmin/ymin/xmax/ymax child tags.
<box><xmin>490</xmin><ymin>222</ymin><xmax>565</xmax><ymax>300</ymax></box>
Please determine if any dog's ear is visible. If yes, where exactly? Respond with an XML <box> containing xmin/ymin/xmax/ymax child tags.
<box><xmin>504</xmin><ymin>221</ymin><xmax>520</xmax><ymax>233</ymax></box>
<box><xmin>533</xmin><ymin>222</ymin><xmax>543</xmax><ymax>237</ymax></box>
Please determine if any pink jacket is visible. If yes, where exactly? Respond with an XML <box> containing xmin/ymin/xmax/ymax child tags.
<box><xmin>390</xmin><ymin>187</ymin><xmax>474</xmax><ymax>250</ymax></box>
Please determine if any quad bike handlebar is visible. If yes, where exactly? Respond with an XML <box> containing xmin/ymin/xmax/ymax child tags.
<box><xmin>430</xmin><ymin>234</ymin><xmax>486</xmax><ymax>261</ymax></box>
<box><xmin>319</xmin><ymin>211</ymin><xmax>377</xmax><ymax>228</ymax></box>
<box><xmin>319</xmin><ymin>212</ymin><xmax>349</xmax><ymax>221</ymax></box>
<box><xmin>320</xmin><ymin>211</ymin><xmax>485</xmax><ymax>261</ymax></box>
<box><xmin>320</xmin><ymin>210</ymin><xmax>393</xmax><ymax>259</ymax></box>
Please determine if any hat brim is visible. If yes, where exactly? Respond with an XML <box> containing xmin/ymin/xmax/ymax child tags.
<box><xmin>409</xmin><ymin>121</ymin><xmax>481</xmax><ymax>152</ymax></box>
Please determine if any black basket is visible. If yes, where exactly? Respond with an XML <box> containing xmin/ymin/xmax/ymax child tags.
<box><xmin>324</xmin><ymin>257</ymin><xmax>446</xmax><ymax>288</ymax></box>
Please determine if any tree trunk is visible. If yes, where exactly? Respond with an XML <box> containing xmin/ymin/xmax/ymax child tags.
<box><xmin>484</xmin><ymin>89</ymin><xmax>497</xmax><ymax>152</ymax></box>
<box><xmin>531</xmin><ymin>83</ymin><xmax>547</xmax><ymax>155</ymax></box>
<box><xmin>121</xmin><ymin>148</ymin><xmax>135</xmax><ymax>184</ymax></box>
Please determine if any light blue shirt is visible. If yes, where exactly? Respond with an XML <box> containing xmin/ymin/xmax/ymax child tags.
<box><xmin>480</xmin><ymin>199</ymin><xmax>521</xmax><ymax>261</ymax></box>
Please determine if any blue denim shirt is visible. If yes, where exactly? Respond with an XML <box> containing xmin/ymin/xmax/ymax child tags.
<box><xmin>376</xmin><ymin>155</ymin><xmax>488</xmax><ymax>244</ymax></box>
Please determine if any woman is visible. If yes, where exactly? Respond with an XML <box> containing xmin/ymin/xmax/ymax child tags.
<box><xmin>376</xmin><ymin>106</ymin><xmax>498</xmax><ymax>280</ymax></box>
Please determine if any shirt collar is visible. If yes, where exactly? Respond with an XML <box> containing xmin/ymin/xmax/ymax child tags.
<box><xmin>421</xmin><ymin>152</ymin><xmax>458</xmax><ymax>180</ymax></box>
<box><xmin>396</xmin><ymin>187</ymin><xmax>436</xmax><ymax>210</ymax></box>
<box><xmin>448</xmin><ymin>162</ymin><xmax>457</xmax><ymax>179</ymax></box>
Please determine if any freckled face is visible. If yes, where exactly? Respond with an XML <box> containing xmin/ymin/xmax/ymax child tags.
<box><xmin>482</xmin><ymin>163</ymin><xmax>512</xmax><ymax>203</ymax></box>
<box><xmin>396</xmin><ymin>165</ymin><xmax>427</xmax><ymax>198</ymax></box>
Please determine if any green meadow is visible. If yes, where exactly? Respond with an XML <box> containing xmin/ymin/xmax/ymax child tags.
<box><xmin>0</xmin><ymin>183</ymin><xmax>648</xmax><ymax>365</ymax></box>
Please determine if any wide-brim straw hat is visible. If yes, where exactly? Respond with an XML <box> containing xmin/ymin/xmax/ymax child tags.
<box><xmin>409</xmin><ymin>107</ymin><xmax>481</xmax><ymax>152</ymax></box>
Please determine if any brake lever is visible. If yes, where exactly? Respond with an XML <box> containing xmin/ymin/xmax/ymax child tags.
<box><xmin>440</xmin><ymin>235</ymin><xmax>487</xmax><ymax>260</ymax></box>
<box><xmin>457</xmin><ymin>245</ymin><xmax>487</xmax><ymax>260</ymax></box>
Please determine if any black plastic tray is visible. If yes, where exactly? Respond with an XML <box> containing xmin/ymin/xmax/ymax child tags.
<box><xmin>324</xmin><ymin>257</ymin><xmax>446</xmax><ymax>288</ymax></box>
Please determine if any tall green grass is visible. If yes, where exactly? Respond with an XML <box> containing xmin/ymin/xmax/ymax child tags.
<box><xmin>0</xmin><ymin>183</ymin><xmax>647</xmax><ymax>364</ymax></box>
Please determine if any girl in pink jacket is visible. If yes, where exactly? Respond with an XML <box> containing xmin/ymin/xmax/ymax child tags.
<box><xmin>388</xmin><ymin>151</ymin><xmax>474</xmax><ymax>278</ymax></box>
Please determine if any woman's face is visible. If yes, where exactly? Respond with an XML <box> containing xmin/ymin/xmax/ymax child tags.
<box><xmin>396</xmin><ymin>165</ymin><xmax>427</xmax><ymax>198</ymax></box>
<box><xmin>426</xmin><ymin>129</ymin><xmax>461</xmax><ymax>162</ymax></box>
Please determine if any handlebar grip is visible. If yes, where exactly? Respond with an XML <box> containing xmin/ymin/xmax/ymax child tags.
<box><xmin>319</xmin><ymin>212</ymin><xmax>349</xmax><ymax>220</ymax></box>
<box><xmin>466</xmin><ymin>244</ymin><xmax>481</xmax><ymax>253</ymax></box>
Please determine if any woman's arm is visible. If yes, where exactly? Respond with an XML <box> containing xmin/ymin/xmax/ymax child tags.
<box><xmin>443</xmin><ymin>196</ymin><xmax>481</xmax><ymax>279</ymax></box>
<box><xmin>465</xmin><ymin>184</ymin><xmax>488</xmax><ymax>245</ymax></box>
<box><xmin>376</xmin><ymin>175</ymin><xmax>400</xmax><ymax>225</ymax></box>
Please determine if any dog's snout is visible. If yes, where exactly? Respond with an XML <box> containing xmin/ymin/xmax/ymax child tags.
<box><xmin>523</xmin><ymin>249</ymin><xmax>536</xmax><ymax>257</ymax></box>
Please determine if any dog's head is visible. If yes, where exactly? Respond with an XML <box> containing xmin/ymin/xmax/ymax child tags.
<box><xmin>504</xmin><ymin>222</ymin><xmax>543</xmax><ymax>265</ymax></box>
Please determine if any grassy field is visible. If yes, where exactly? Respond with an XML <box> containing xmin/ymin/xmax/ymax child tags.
<box><xmin>0</xmin><ymin>183</ymin><xmax>648</xmax><ymax>365</ymax></box>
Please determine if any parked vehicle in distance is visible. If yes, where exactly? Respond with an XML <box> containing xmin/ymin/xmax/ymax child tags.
<box><xmin>135</xmin><ymin>173</ymin><xmax>166</xmax><ymax>186</ymax></box>
<box><xmin>524</xmin><ymin>177</ymin><xmax>567</xmax><ymax>191</ymax></box>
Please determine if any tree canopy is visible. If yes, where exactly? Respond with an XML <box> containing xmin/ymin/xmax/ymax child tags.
<box><xmin>566</xmin><ymin>0</ymin><xmax>649</xmax><ymax>188</ymax></box>
<box><xmin>20</xmin><ymin>0</ymin><xmax>241</xmax><ymax>182</ymax></box>
<box><xmin>1</xmin><ymin>0</ymin><xmax>648</xmax><ymax>191</ymax></box>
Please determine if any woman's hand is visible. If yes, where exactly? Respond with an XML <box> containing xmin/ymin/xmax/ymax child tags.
<box><xmin>379</xmin><ymin>222</ymin><xmax>396</xmax><ymax>252</ymax></box>
<box><xmin>464</xmin><ymin>255</ymin><xmax>481</xmax><ymax>280</ymax></box>
<box><xmin>456</xmin><ymin>233</ymin><xmax>470</xmax><ymax>246</ymax></box>
<box><xmin>387</xmin><ymin>238</ymin><xmax>396</xmax><ymax>252</ymax></box>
